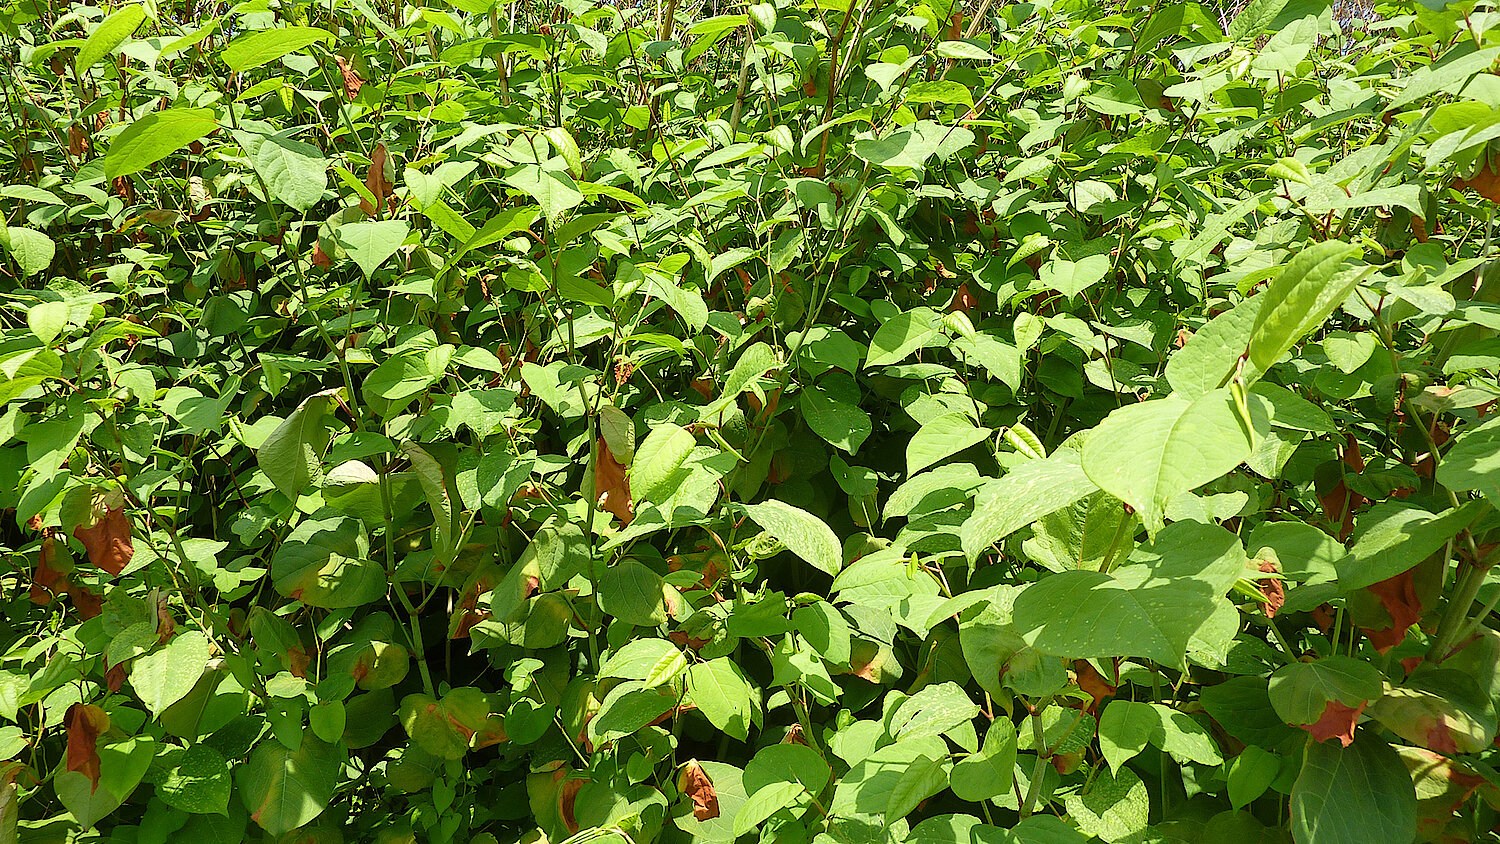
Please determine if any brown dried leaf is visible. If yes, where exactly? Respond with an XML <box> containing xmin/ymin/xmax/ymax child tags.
<box><xmin>678</xmin><ymin>760</ymin><xmax>720</xmax><ymax>821</ymax></box>
<box><xmin>72</xmin><ymin>506</ymin><xmax>133</xmax><ymax>576</ymax></box>
<box><xmin>333</xmin><ymin>54</ymin><xmax>365</xmax><ymax>98</ymax></box>
<box><xmin>64</xmin><ymin>703</ymin><xmax>110</xmax><ymax>790</ymax></box>
<box><xmin>361</xmin><ymin>143</ymin><xmax>393</xmax><ymax>217</ymax></box>
<box><xmin>595</xmin><ymin>437</ymin><xmax>633</xmax><ymax>525</ymax></box>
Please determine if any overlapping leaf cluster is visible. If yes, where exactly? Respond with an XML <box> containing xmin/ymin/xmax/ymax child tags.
<box><xmin>2</xmin><ymin>0</ymin><xmax>1500</xmax><ymax>841</ymax></box>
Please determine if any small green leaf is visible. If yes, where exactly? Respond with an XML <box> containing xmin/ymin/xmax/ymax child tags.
<box><xmin>335</xmin><ymin>220</ymin><xmax>409</xmax><ymax>277</ymax></box>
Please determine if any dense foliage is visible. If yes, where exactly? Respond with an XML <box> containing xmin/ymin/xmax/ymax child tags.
<box><xmin>3</xmin><ymin>0</ymin><xmax>1500</xmax><ymax>840</ymax></box>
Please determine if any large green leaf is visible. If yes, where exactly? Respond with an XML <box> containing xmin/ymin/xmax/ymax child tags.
<box><xmin>256</xmin><ymin>391</ymin><xmax>335</xmax><ymax>498</ymax></box>
<box><xmin>1439</xmin><ymin>416</ymin><xmax>1500</xmax><ymax>507</ymax></box>
<box><xmin>1289</xmin><ymin>731</ymin><xmax>1416</xmax><ymax>844</ymax></box>
<box><xmin>866</xmin><ymin>307</ymin><xmax>941</xmax><ymax>368</ymax></box>
<box><xmin>130</xmin><ymin>631</ymin><xmax>212</xmax><ymax>718</ymax></box>
<box><xmin>1268</xmin><ymin>657</ymin><xmax>1385</xmax><ymax>726</ymax></box>
<box><xmin>222</xmin><ymin>26</ymin><xmax>334</xmax><ymax>72</ymax></box>
<box><xmin>75</xmin><ymin>5</ymin><xmax>147</xmax><ymax>71</ymax></box>
<box><xmin>1011</xmin><ymin>521</ymin><xmax>1247</xmax><ymax>667</ymax></box>
<box><xmin>269</xmin><ymin>515</ymin><xmax>386</xmax><ymax>607</ymax></box>
<box><xmin>252</xmin><ymin>133</ymin><xmax>328</xmax><ymax>211</ymax></box>
<box><xmin>1081</xmin><ymin>389</ymin><xmax>1264</xmax><ymax>535</ymax></box>
<box><xmin>686</xmin><ymin>659</ymin><xmax>758</xmax><ymax>741</ymax></box>
<box><xmin>740</xmin><ymin>499</ymin><xmax>843</xmax><ymax>576</ymax></box>
<box><xmin>104</xmin><ymin>108</ymin><xmax>219</xmax><ymax>179</ymax></box>
<box><xmin>907</xmin><ymin>413</ymin><xmax>991</xmax><ymax>475</ymax></box>
<box><xmin>237</xmin><ymin>735</ymin><xmax>344</xmax><ymax>836</ymax></box>
<box><xmin>962</xmin><ymin>451</ymin><xmax>1099</xmax><ymax>562</ymax></box>
<box><xmin>1245</xmin><ymin>241</ymin><xmax>1364</xmax><ymax>372</ymax></box>
<box><xmin>334</xmin><ymin>220</ymin><xmax>409</xmax><ymax>277</ymax></box>
<box><xmin>0</xmin><ymin>226</ymin><xmax>55</xmax><ymax>277</ymax></box>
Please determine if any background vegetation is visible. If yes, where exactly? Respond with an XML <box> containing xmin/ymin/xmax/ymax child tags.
<box><xmin>2</xmin><ymin>0</ymin><xmax>1500</xmax><ymax>841</ymax></box>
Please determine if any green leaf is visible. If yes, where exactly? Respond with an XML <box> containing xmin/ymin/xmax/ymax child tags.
<box><xmin>398</xmin><ymin>688</ymin><xmax>490</xmax><ymax>759</ymax></box>
<box><xmin>104</xmin><ymin>108</ymin><xmax>219</xmax><ymax>180</ymax></box>
<box><xmin>1268</xmin><ymin>656</ymin><xmax>1384</xmax><ymax>726</ymax></box>
<box><xmin>269</xmin><ymin>515</ymin><xmax>386</xmax><ymax>608</ymax></box>
<box><xmin>57</xmin><ymin>737</ymin><xmax>155</xmax><ymax>829</ymax></box>
<box><xmin>1063</xmin><ymin>767</ymin><xmax>1149</xmax><ymax>843</ymax></box>
<box><xmin>1038</xmin><ymin>254</ymin><xmax>1110</xmax><ymax>298</ymax></box>
<box><xmin>686</xmin><ymin>658</ymin><xmax>758</xmax><ymax>741</ymax></box>
<box><xmin>703</xmin><ymin>343</ymin><xmax>779</xmax><ymax>418</ymax></box>
<box><xmin>253</xmin><ymin>133</ymin><xmax>328</xmax><ymax>211</ymax></box>
<box><xmin>1335</xmin><ymin>502</ymin><xmax>1480</xmax><ymax>591</ymax></box>
<box><xmin>907</xmin><ymin>413</ymin><xmax>991</xmax><ymax>476</ymax></box>
<box><xmin>800</xmin><ymin>374</ymin><xmax>870</xmax><ymax>453</ymax></box>
<box><xmin>1439</xmin><ymin>416</ymin><xmax>1500</xmax><ymax>506</ymax></box>
<box><xmin>1245</xmin><ymin>241</ymin><xmax>1363</xmax><ymax>373</ymax></box>
<box><xmin>1290</xmin><ymin>731</ymin><xmax>1416</xmax><ymax>844</ymax></box>
<box><xmin>157</xmin><ymin>743</ymin><xmax>232</xmax><ymax>815</ymax></box>
<box><xmin>631</xmin><ymin>424</ymin><xmax>695</xmax><ymax>503</ymax></box>
<box><xmin>962</xmin><ymin>451</ymin><xmax>1098</xmax><ymax>562</ymax></box>
<box><xmin>334</xmin><ymin>220</ymin><xmax>409</xmax><ymax>277</ymax></box>
<box><xmin>1</xmin><ymin>227</ymin><xmax>56</xmax><ymax>277</ymax></box>
<box><xmin>1227</xmin><ymin>746</ymin><xmax>1280</xmax><ymax>809</ymax></box>
<box><xmin>1081</xmin><ymin>389</ymin><xmax>1263</xmax><ymax>536</ymax></box>
<box><xmin>597</xmin><ymin>560</ymin><xmax>669</xmax><ymax>626</ymax></box>
<box><xmin>950</xmin><ymin>719</ymin><xmax>1017</xmax><ymax>802</ymax></box>
<box><xmin>27</xmin><ymin>301</ymin><xmax>68</xmax><ymax>344</ymax></box>
<box><xmin>1012</xmin><ymin>521</ymin><xmax>1247</xmax><ymax>667</ymax></box>
<box><xmin>237</xmin><ymin>735</ymin><xmax>343</xmax><ymax>836</ymax></box>
<box><xmin>1164</xmin><ymin>297</ymin><xmax>1265</xmax><ymax>397</ymax></box>
<box><xmin>1098</xmin><ymin>700</ymin><xmax>1221</xmax><ymax>772</ymax></box>
<box><xmin>76</xmin><ymin>5</ymin><xmax>147</xmax><ymax>72</ymax></box>
<box><xmin>866</xmin><ymin>307</ymin><xmax>941</xmax><ymax>368</ymax></box>
<box><xmin>733</xmin><ymin>782</ymin><xmax>803</xmax><ymax>837</ymax></box>
<box><xmin>740</xmin><ymin>500</ymin><xmax>842</xmax><ymax>576</ymax></box>
<box><xmin>256</xmin><ymin>391</ymin><xmax>335</xmax><ymax>498</ymax></box>
<box><xmin>886</xmin><ymin>754</ymin><xmax>948</xmax><ymax>821</ymax></box>
<box><xmin>130</xmin><ymin>631</ymin><xmax>212</xmax><ymax>718</ymax></box>
<box><xmin>504</xmin><ymin>164</ymin><xmax>583</xmax><ymax>223</ymax></box>
<box><xmin>222</xmin><ymin>26</ymin><xmax>334</xmax><ymax>72</ymax></box>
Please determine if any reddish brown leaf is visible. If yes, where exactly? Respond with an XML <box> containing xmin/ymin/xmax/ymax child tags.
<box><xmin>1072</xmin><ymin>659</ymin><xmax>1117</xmax><ymax>712</ymax></box>
<box><xmin>1455</xmin><ymin>164</ymin><xmax>1500</xmax><ymax>203</ymax></box>
<box><xmin>333</xmin><ymin>54</ymin><xmax>365</xmax><ymax>98</ymax></box>
<box><xmin>558</xmin><ymin>777</ymin><xmax>586</xmax><ymax>834</ymax></box>
<box><xmin>287</xmin><ymin>645</ymin><xmax>311</xmax><ymax>679</ymax></box>
<box><xmin>68</xmin><ymin>585</ymin><xmax>103</xmax><ymax>620</ymax></box>
<box><xmin>1257</xmin><ymin>558</ymin><xmax>1285</xmax><ymax>618</ymax></box>
<box><xmin>784</xmin><ymin>723</ymin><xmax>808</xmax><ymax>745</ymax></box>
<box><xmin>1300</xmin><ymin>700</ymin><xmax>1366</xmax><ymax>747</ymax></box>
<box><xmin>678</xmin><ymin>761</ymin><xmax>720</xmax><ymax>821</ymax></box>
<box><xmin>72</xmin><ymin>506</ymin><xmax>134</xmax><ymax>576</ymax></box>
<box><xmin>311</xmin><ymin>240</ymin><xmax>331</xmax><ymax>268</ymax></box>
<box><xmin>667</xmin><ymin>630</ymin><xmax>710</xmax><ymax>651</ymax></box>
<box><xmin>104</xmin><ymin>662</ymin><xmax>127</xmax><ymax>693</ymax></box>
<box><xmin>1363</xmin><ymin>568</ymin><xmax>1423</xmax><ymax>654</ymax></box>
<box><xmin>69</xmin><ymin>124</ymin><xmax>90</xmax><ymax>159</ymax></box>
<box><xmin>33</xmin><ymin>537</ymin><xmax>68</xmax><ymax>597</ymax></box>
<box><xmin>64</xmin><ymin>703</ymin><xmax>110</xmax><ymax>791</ymax></box>
<box><xmin>595</xmin><ymin>437</ymin><xmax>633</xmax><ymax>525</ymax></box>
<box><xmin>472</xmin><ymin>715</ymin><xmax>509</xmax><ymax>750</ymax></box>
<box><xmin>361</xmin><ymin>143</ymin><xmax>394</xmax><ymax>217</ymax></box>
<box><xmin>949</xmin><ymin>282</ymin><xmax>978</xmax><ymax>316</ymax></box>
